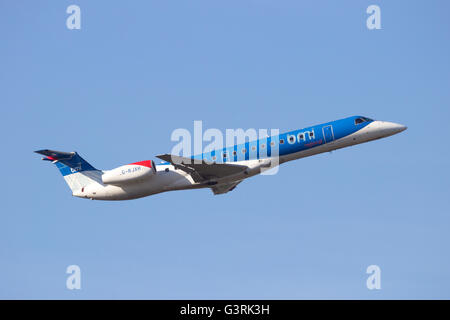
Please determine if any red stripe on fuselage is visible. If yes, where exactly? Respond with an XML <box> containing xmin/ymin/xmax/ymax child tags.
<box><xmin>129</xmin><ymin>160</ymin><xmax>152</xmax><ymax>168</ymax></box>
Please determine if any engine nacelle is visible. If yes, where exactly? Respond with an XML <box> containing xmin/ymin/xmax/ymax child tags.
<box><xmin>102</xmin><ymin>160</ymin><xmax>156</xmax><ymax>185</ymax></box>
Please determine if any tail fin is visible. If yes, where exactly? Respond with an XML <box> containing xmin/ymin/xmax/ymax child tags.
<box><xmin>35</xmin><ymin>149</ymin><xmax>102</xmax><ymax>193</ymax></box>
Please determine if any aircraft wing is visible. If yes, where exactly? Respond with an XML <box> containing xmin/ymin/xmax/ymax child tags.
<box><xmin>156</xmin><ymin>154</ymin><xmax>247</xmax><ymax>182</ymax></box>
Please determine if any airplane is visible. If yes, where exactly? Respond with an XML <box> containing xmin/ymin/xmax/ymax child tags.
<box><xmin>35</xmin><ymin>115</ymin><xmax>406</xmax><ymax>200</ymax></box>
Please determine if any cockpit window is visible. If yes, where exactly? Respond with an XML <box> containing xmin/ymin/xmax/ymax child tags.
<box><xmin>355</xmin><ymin>117</ymin><xmax>373</xmax><ymax>125</ymax></box>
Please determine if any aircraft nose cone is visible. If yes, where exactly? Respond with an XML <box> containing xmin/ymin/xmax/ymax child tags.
<box><xmin>382</xmin><ymin>121</ymin><xmax>407</xmax><ymax>135</ymax></box>
<box><xmin>391</xmin><ymin>122</ymin><xmax>407</xmax><ymax>133</ymax></box>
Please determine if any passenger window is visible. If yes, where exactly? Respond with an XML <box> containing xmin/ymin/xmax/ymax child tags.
<box><xmin>251</xmin><ymin>146</ymin><xmax>256</xmax><ymax>151</ymax></box>
<box><xmin>233</xmin><ymin>151</ymin><xmax>237</xmax><ymax>156</ymax></box>
<box><xmin>261</xmin><ymin>144</ymin><xmax>266</xmax><ymax>149</ymax></box>
<box><xmin>242</xmin><ymin>148</ymin><xmax>246</xmax><ymax>154</ymax></box>
<box><xmin>289</xmin><ymin>136</ymin><xmax>295</xmax><ymax>143</ymax></box>
<box><xmin>309</xmin><ymin>132</ymin><xmax>314</xmax><ymax>137</ymax></box>
<box><xmin>223</xmin><ymin>152</ymin><xmax>227</xmax><ymax>158</ymax></box>
<box><xmin>212</xmin><ymin>156</ymin><xmax>217</xmax><ymax>161</ymax></box>
<box><xmin>279</xmin><ymin>139</ymin><xmax>284</xmax><ymax>144</ymax></box>
<box><xmin>270</xmin><ymin>141</ymin><xmax>275</xmax><ymax>147</ymax></box>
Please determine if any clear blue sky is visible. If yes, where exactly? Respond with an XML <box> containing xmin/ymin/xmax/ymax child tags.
<box><xmin>1</xmin><ymin>0</ymin><xmax>449</xmax><ymax>299</ymax></box>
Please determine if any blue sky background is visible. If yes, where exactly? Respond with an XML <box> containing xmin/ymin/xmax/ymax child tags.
<box><xmin>1</xmin><ymin>0</ymin><xmax>449</xmax><ymax>299</ymax></box>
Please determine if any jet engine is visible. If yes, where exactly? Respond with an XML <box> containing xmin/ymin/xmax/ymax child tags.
<box><xmin>102</xmin><ymin>160</ymin><xmax>156</xmax><ymax>185</ymax></box>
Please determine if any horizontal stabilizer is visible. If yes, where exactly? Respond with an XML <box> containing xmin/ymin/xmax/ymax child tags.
<box><xmin>35</xmin><ymin>149</ymin><xmax>75</xmax><ymax>161</ymax></box>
